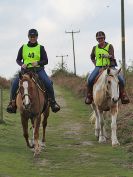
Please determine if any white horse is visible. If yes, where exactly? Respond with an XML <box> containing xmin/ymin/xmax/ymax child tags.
<box><xmin>91</xmin><ymin>67</ymin><xmax>121</xmax><ymax>146</ymax></box>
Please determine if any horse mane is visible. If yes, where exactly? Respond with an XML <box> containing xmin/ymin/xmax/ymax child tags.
<box><xmin>97</xmin><ymin>69</ymin><xmax>107</xmax><ymax>83</ymax></box>
<box><xmin>94</xmin><ymin>69</ymin><xmax>108</xmax><ymax>93</ymax></box>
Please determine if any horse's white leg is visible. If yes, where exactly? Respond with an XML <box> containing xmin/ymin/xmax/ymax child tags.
<box><xmin>103</xmin><ymin>126</ymin><xmax>108</xmax><ymax>139</ymax></box>
<box><xmin>98</xmin><ymin>110</ymin><xmax>106</xmax><ymax>143</ymax></box>
<box><xmin>111</xmin><ymin>104</ymin><xmax>120</xmax><ymax>146</ymax></box>
<box><xmin>34</xmin><ymin>118</ymin><xmax>41</xmax><ymax>157</ymax></box>
<box><xmin>95</xmin><ymin>110</ymin><xmax>100</xmax><ymax>138</ymax></box>
<box><xmin>34</xmin><ymin>133</ymin><xmax>41</xmax><ymax>157</ymax></box>
<box><xmin>91</xmin><ymin>103</ymin><xmax>100</xmax><ymax>138</ymax></box>
<box><xmin>102</xmin><ymin>112</ymin><xmax>109</xmax><ymax>139</ymax></box>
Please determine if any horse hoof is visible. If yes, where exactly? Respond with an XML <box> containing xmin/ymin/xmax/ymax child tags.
<box><xmin>33</xmin><ymin>146</ymin><xmax>42</xmax><ymax>157</ymax></box>
<box><xmin>99</xmin><ymin>136</ymin><xmax>106</xmax><ymax>143</ymax></box>
<box><xmin>30</xmin><ymin>144</ymin><xmax>34</xmax><ymax>148</ymax></box>
<box><xmin>96</xmin><ymin>136</ymin><xmax>99</xmax><ymax>141</ymax></box>
<box><xmin>30</xmin><ymin>148</ymin><xmax>35</xmax><ymax>152</ymax></box>
<box><xmin>41</xmin><ymin>142</ymin><xmax>46</xmax><ymax>148</ymax></box>
<box><xmin>112</xmin><ymin>142</ymin><xmax>120</xmax><ymax>147</ymax></box>
<box><xmin>34</xmin><ymin>153</ymin><xmax>40</xmax><ymax>158</ymax></box>
<box><xmin>29</xmin><ymin>140</ymin><xmax>34</xmax><ymax>147</ymax></box>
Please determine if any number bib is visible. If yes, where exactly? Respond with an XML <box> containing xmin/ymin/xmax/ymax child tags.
<box><xmin>95</xmin><ymin>44</ymin><xmax>110</xmax><ymax>66</ymax></box>
<box><xmin>22</xmin><ymin>44</ymin><xmax>40</xmax><ymax>68</ymax></box>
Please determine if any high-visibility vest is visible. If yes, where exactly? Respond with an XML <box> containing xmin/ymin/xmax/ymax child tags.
<box><xmin>22</xmin><ymin>44</ymin><xmax>40</xmax><ymax>68</ymax></box>
<box><xmin>95</xmin><ymin>44</ymin><xmax>110</xmax><ymax>66</ymax></box>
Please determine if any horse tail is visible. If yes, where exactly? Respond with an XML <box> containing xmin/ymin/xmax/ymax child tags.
<box><xmin>89</xmin><ymin>111</ymin><xmax>96</xmax><ymax>124</ymax></box>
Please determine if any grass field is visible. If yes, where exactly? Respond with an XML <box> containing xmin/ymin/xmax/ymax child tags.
<box><xmin>0</xmin><ymin>87</ymin><xmax>132</xmax><ymax>177</ymax></box>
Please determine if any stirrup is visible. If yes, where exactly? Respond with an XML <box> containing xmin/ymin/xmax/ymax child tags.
<box><xmin>85</xmin><ymin>96</ymin><xmax>93</xmax><ymax>104</ymax></box>
<box><xmin>50</xmin><ymin>101</ymin><xmax>60</xmax><ymax>113</ymax></box>
<box><xmin>6</xmin><ymin>101</ymin><xmax>17</xmax><ymax>113</ymax></box>
<box><xmin>121</xmin><ymin>96</ymin><xmax>130</xmax><ymax>104</ymax></box>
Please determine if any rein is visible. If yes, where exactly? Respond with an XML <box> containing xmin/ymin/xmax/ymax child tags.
<box><xmin>32</xmin><ymin>77</ymin><xmax>46</xmax><ymax>93</ymax></box>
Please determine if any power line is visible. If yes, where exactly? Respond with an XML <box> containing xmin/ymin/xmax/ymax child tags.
<box><xmin>65</xmin><ymin>30</ymin><xmax>80</xmax><ymax>75</ymax></box>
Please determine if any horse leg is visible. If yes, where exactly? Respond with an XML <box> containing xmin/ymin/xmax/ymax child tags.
<box><xmin>41</xmin><ymin>111</ymin><xmax>49</xmax><ymax>147</ymax></box>
<box><xmin>95</xmin><ymin>111</ymin><xmax>100</xmax><ymax>139</ymax></box>
<box><xmin>30</xmin><ymin>119</ymin><xmax>35</xmax><ymax>147</ymax></box>
<box><xmin>34</xmin><ymin>116</ymin><xmax>41</xmax><ymax>157</ymax></box>
<box><xmin>98</xmin><ymin>110</ymin><xmax>106</xmax><ymax>143</ymax></box>
<box><xmin>21</xmin><ymin>116</ymin><xmax>32</xmax><ymax>148</ymax></box>
<box><xmin>91</xmin><ymin>103</ymin><xmax>100</xmax><ymax>139</ymax></box>
<box><xmin>111</xmin><ymin>104</ymin><xmax>120</xmax><ymax>146</ymax></box>
<box><xmin>102</xmin><ymin>112</ymin><xmax>109</xmax><ymax>139</ymax></box>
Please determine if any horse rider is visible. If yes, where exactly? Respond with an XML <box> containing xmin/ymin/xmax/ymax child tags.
<box><xmin>85</xmin><ymin>31</ymin><xmax>130</xmax><ymax>105</ymax></box>
<box><xmin>7</xmin><ymin>28</ymin><xmax>60</xmax><ymax>113</ymax></box>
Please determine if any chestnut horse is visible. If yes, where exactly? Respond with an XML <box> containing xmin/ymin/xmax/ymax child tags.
<box><xmin>16</xmin><ymin>72</ymin><xmax>50</xmax><ymax>157</ymax></box>
<box><xmin>91</xmin><ymin>67</ymin><xmax>121</xmax><ymax>146</ymax></box>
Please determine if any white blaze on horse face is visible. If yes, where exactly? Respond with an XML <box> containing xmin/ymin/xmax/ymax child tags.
<box><xmin>23</xmin><ymin>81</ymin><xmax>30</xmax><ymax>105</ymax></box>
<box><xmin>110</xmin><ymin>76</ymin><xmax>119</xmax><ymax>103</ymax></box>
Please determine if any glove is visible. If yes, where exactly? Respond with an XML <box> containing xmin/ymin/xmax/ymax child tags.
<box><xmin>102</xmin><ymin>54</ymin><xmax>112</xmax><ymax>58</ymax></box>
<box><xmin>21</xmin><ymin>64</ymin><xmax>27</xmax><ymax>69</ymax></box>
<box><xmin>32</xmin><ymin>62</ymin><xmax>38</xmax><ymax>67</ymax></box>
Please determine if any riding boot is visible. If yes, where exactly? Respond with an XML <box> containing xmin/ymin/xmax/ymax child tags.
<box><xmin>49</xmin><ymin>98</ymin><xmax>60</xmax><ymax>113</ymax></box>
<box><xmin>85</xmin><ymin>85</ymin><xmax>93</xmax><ymax>104</ymax></box>
<box><xmin>47</xmin><ymin>86</ymin><xmax>60</xmax><ymax>113</ymax></box>
<box><xmin>119</xmin><ymin>86</ymin><xmax>130</xmax><ymax>104</ymax></box>
<box><xmin>7</xmin><ymin>76</ymin><xmax>19</xmax><ymax>113</ymax></box>
<box><xmin>6</xmin><ymin>100</ymin><xmax>17</xmax><ymax>113</ymax></box>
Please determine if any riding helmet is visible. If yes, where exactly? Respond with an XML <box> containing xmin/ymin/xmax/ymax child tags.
<box><xmin>28</xmin><ymin>29</ymin><xmax>38</xmax><ymax>37</ymax></box>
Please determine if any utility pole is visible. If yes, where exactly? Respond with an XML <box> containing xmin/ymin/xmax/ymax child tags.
<box><xmin>65</xmin><ymin>30</ymin><xmax>80</xmax><ymax>75</ymax></box>
<box><xmin>121</xmin><ymin>0</ymin><xmax>126</xmax><ymax>77</ymax></box>
<box><xmin>56</xmin><ymin>55</ymin><xmax>68</xmax><ymax>70</ymax></box>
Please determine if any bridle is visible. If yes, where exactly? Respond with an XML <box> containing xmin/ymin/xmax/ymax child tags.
<box><xmin>19</xmin><ymin>77</ymin><xmax>32</xmax><ymax>110</ymax></box>
<box><xmin>105</xmin><ymin>72</ymin><xmax>119</xmax><ymax>103</ymax></box>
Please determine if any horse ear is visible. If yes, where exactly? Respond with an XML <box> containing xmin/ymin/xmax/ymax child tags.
<box><xmin>107</xmin><ymin>68</ymin><xmax>110</xmax><ymax>75</ymax></box>
<box><xmin>117</xmin><ymin>68</ymin><xmax>121</xmax><ymax>74</ymax></box>
<box><xmin>29</xmin><ymin>72</ymin><xmax>33</xmax><ymax>79</ymax></box>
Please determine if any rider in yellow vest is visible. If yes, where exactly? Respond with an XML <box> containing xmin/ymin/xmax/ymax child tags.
<box><xmin>85</xmin><ymin>31</ymin><xmax>130</xmax><ymax>105</ymax></box>
<box><xmin>7</xmin><ymin>29</ymin><xmax>60</xmax><ymax>113</ymax></box>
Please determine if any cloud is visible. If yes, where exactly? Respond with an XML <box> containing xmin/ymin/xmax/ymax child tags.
<box><xmin>35</xmin><ymin>17</ymin><xmax>58</xmax><ymax>36</ymax></box>
<box><xmin>127</xmin><ymin>0</ymin><xmax>133</xmax><ymax>5</ymax></box>
<box><xmin>0</xmin><ymin>0</ymin><xmax>133</xmax><ymax>78</ymax></box>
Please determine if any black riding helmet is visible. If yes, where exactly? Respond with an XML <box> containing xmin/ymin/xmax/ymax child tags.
<box><xmin>28</xmin><ymin>29</ymin><xmax>38</xmax><ymax>37</ymax></box>
<box><xmin>96</xmin><ymin>31</ymin><xmax>105</xmax><ymax>40</ymax></box>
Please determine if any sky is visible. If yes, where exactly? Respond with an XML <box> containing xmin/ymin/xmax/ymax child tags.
<box><xmin>0</xmin><ymin>0</ymin><xmax>133</xmax><ymax>79</ymax></box>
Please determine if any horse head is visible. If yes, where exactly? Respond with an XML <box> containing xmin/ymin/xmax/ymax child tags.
<box><xmin>19</xmin><ymin>72</ymin><xmax>33</xmax><ymax>110</ymax></box>
<box><xmin>106</xmin><ymin>68</ymin><xmax>121</xmax><ymax>103</ymax></box>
